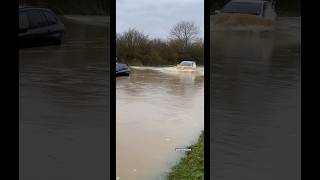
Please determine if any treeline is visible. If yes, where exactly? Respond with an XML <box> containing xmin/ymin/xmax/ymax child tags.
<box><xmin>210</xmin><ymin>0</ymin><xmax>300</xmax><ymax>15</ymax></box>
<box><xmin>19</xmin><ymin>0</ymin><xmax>110</xmax><ymax>15</ymax></box>
<box><xmin>117</xmin><ymin>22</ymin><xmax>203</xmax><ymax>66</ymax></box>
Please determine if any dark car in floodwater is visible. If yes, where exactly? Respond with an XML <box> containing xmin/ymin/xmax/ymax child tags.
<box><xmin>19</xmin><ymin>6</ymin><xmax>65</xmax><ymax>48</ymax></box>
<box><xmin>116</xmin><ymin>63</ymin><xmax>130</xmax><ymax>77</ymax></box>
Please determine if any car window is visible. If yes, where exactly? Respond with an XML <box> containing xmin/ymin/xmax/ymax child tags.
<box><xmin>19</xmin><ymin>12</ymin><xmax>29</xmax><ymax>29</ymax></box>
<box><xmin>43</xmin><ymin>11</ymin><xmax>57</xmax><ymax>25</ymax></box>
<box><xmin>180</xmin><ymin>61</ymin><xmax>193</xmax><ymax>66</ymax></box>
<box><xmin>27</xmin><ymin>10</ymin><xmax>48</xmax><ymax>29</ymax></box>
<box><xmin>117</xmin><ymin>63</ymin><xmax>128</xmax><ymax>71</ymax></box>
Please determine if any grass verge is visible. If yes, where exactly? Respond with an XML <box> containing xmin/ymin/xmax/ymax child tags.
<box><xmin>167</xmin><ymin>132</ymin><xmax>204</xmax><ymax>180</ymax></box>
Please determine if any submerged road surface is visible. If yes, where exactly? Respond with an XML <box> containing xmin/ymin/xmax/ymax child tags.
<box><xmin>210</xmin><ymin>17</ymin><xmax>301</xmax><ymax>180</ymax></box>
<box><xmin>116</xmin><ymin>67</ymin><xmax>204</xmax><ymax>180</ymax></box>
<box><xmin>19</xmin><ymin>17</ymin><xmax>110</xmax><ymax>180</ymax></box>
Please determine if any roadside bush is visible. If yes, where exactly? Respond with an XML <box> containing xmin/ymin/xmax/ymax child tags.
<box><xmin>117</xmin><ymin>28</ymin><xmax>204</xmax><ymax>66</ymax></box>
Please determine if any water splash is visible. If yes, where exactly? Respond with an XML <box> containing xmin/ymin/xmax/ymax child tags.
<box><xmin>130</xmin><ymin>66</ymin><xmax>204</xmax><ymax>77</ymax></box>
<box><xmin>211</xmin><ymin>14</ymin><xmax>276</xmax><ymax>31</ymax></box>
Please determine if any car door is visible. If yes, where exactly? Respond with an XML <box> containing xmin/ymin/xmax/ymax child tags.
<box><xmin>26</xmin><ymin>10</ymin><xmax>49</xmax><ymax>43</ymax></box>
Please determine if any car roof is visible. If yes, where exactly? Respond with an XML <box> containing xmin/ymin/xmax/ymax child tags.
<box><xmin>19</xmin><ymin>6</ymin><xmax>52</xmax><ymax>12</ymax></box>
<box><xmin>19</xmin><ymin>6</ymin><xmax>32</xmax><ymax>8</ymax></box>
<box><xmin>230</xmin><ymin>0</ymin><xmax>263</xmax><ymax>3</ymax></box>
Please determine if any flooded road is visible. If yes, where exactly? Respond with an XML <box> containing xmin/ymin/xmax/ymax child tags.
<box><xmin>116</xmin><ymin>67</ymin><xmax>204</xmax><ymax>179</ymax></box>
<box><xmin>19</xmin><ymin>17</ymin><xmax>110</xmax><ymax>180</ymax></box>
<box><xmin>210</xmin><ymin>17</ymin><xmax>301</xmax><ymax>180</ymax></box>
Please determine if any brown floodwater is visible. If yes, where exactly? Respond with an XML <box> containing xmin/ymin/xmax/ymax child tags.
<box><xmin>116</xmin><ymin>67</ymin><xmax>204</xmax><ymax>180</ymax></box>
<box><xmin>19</xmin><ymin>17</ymin><xmax>110</xmax><ymax>180</ymax></box>
<box><xmin>210</xmin><ymin>17</ymin><xmax>301</xmax><ymax>180</ymax></box>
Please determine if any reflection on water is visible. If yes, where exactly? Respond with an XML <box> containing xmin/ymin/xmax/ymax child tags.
<box><xmin>116</xmin><ymin>68</ymin><xmax>204</xmax><ymax>180</ymax></box>
<box><xmin>19</xmin><ymin>18</ymin><xmax>110</xmax><ymax>180</ymax></box>
<box><xmin>210</xmin><ymin>17</ymin><xmax>301</xmax><ymax>180</ymax></box>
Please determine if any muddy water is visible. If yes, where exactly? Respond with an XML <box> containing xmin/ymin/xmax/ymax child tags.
<box><xmin>116</xmin><ymin>67</ymin><xmax>204</xmax><ymax>180</ymax></box>
<box><xmin>210</xmin><ymin>17</ymin><xmax>301</xmax><ymax>180</ymax></box>
<box><xmin>19</xmin><ymin>18</ymin><xmax>110</xmax><ymax>180</ymax></box>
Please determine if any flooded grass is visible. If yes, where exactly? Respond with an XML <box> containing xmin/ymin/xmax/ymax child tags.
<box><xmin>167</xmin><ymin>132</ymin><xmax>204</xmax><ymax>180</ymax></box>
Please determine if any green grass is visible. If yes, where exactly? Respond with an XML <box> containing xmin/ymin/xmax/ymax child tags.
<box><xmin>167</xmin><ymin>132</ymin><xmax>204</xmax><ymax>180</ymax></box>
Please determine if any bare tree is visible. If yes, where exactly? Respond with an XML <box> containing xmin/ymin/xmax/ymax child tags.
<box><xmin>169</xmin><ymin>21</ymin><xmax>200</xmax><ymax>49</ymax></box>
<box><xmin>120</xmin><ymin>29</ymin><xmax>148</xmax><ymax>48</ymax></box>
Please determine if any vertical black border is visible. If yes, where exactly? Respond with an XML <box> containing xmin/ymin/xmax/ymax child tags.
<box><xmin>110</xmin><ymin>0</ymin><xmax>116</xmax><ymax>179</ymax></box>
<box><xmin>204</xmin><ymin>0</ymin><xmax>211</xmax><ymax>179</ymax></box>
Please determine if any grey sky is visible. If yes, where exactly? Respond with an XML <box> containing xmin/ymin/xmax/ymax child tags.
<box><xmin>116</xmin><ymin>0</ymin><xmax>204</xmax><ymax>39</ymax></box>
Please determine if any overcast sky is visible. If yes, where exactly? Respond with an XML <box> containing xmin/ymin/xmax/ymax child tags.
<box><xmin>116</xmin><ymin>0</ymin><xmax>204</xmax><ymax>39</ymax></box>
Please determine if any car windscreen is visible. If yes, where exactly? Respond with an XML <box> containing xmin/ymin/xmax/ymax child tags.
<box><xmin>180</xmin><ymin>61</ymin><xmax>193</xmax><ymax>66</ymax></box>
<box><xmin>222</xmin><ymin>2</ymin><xmax>262</xmax><ymax>15</ymax></box>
